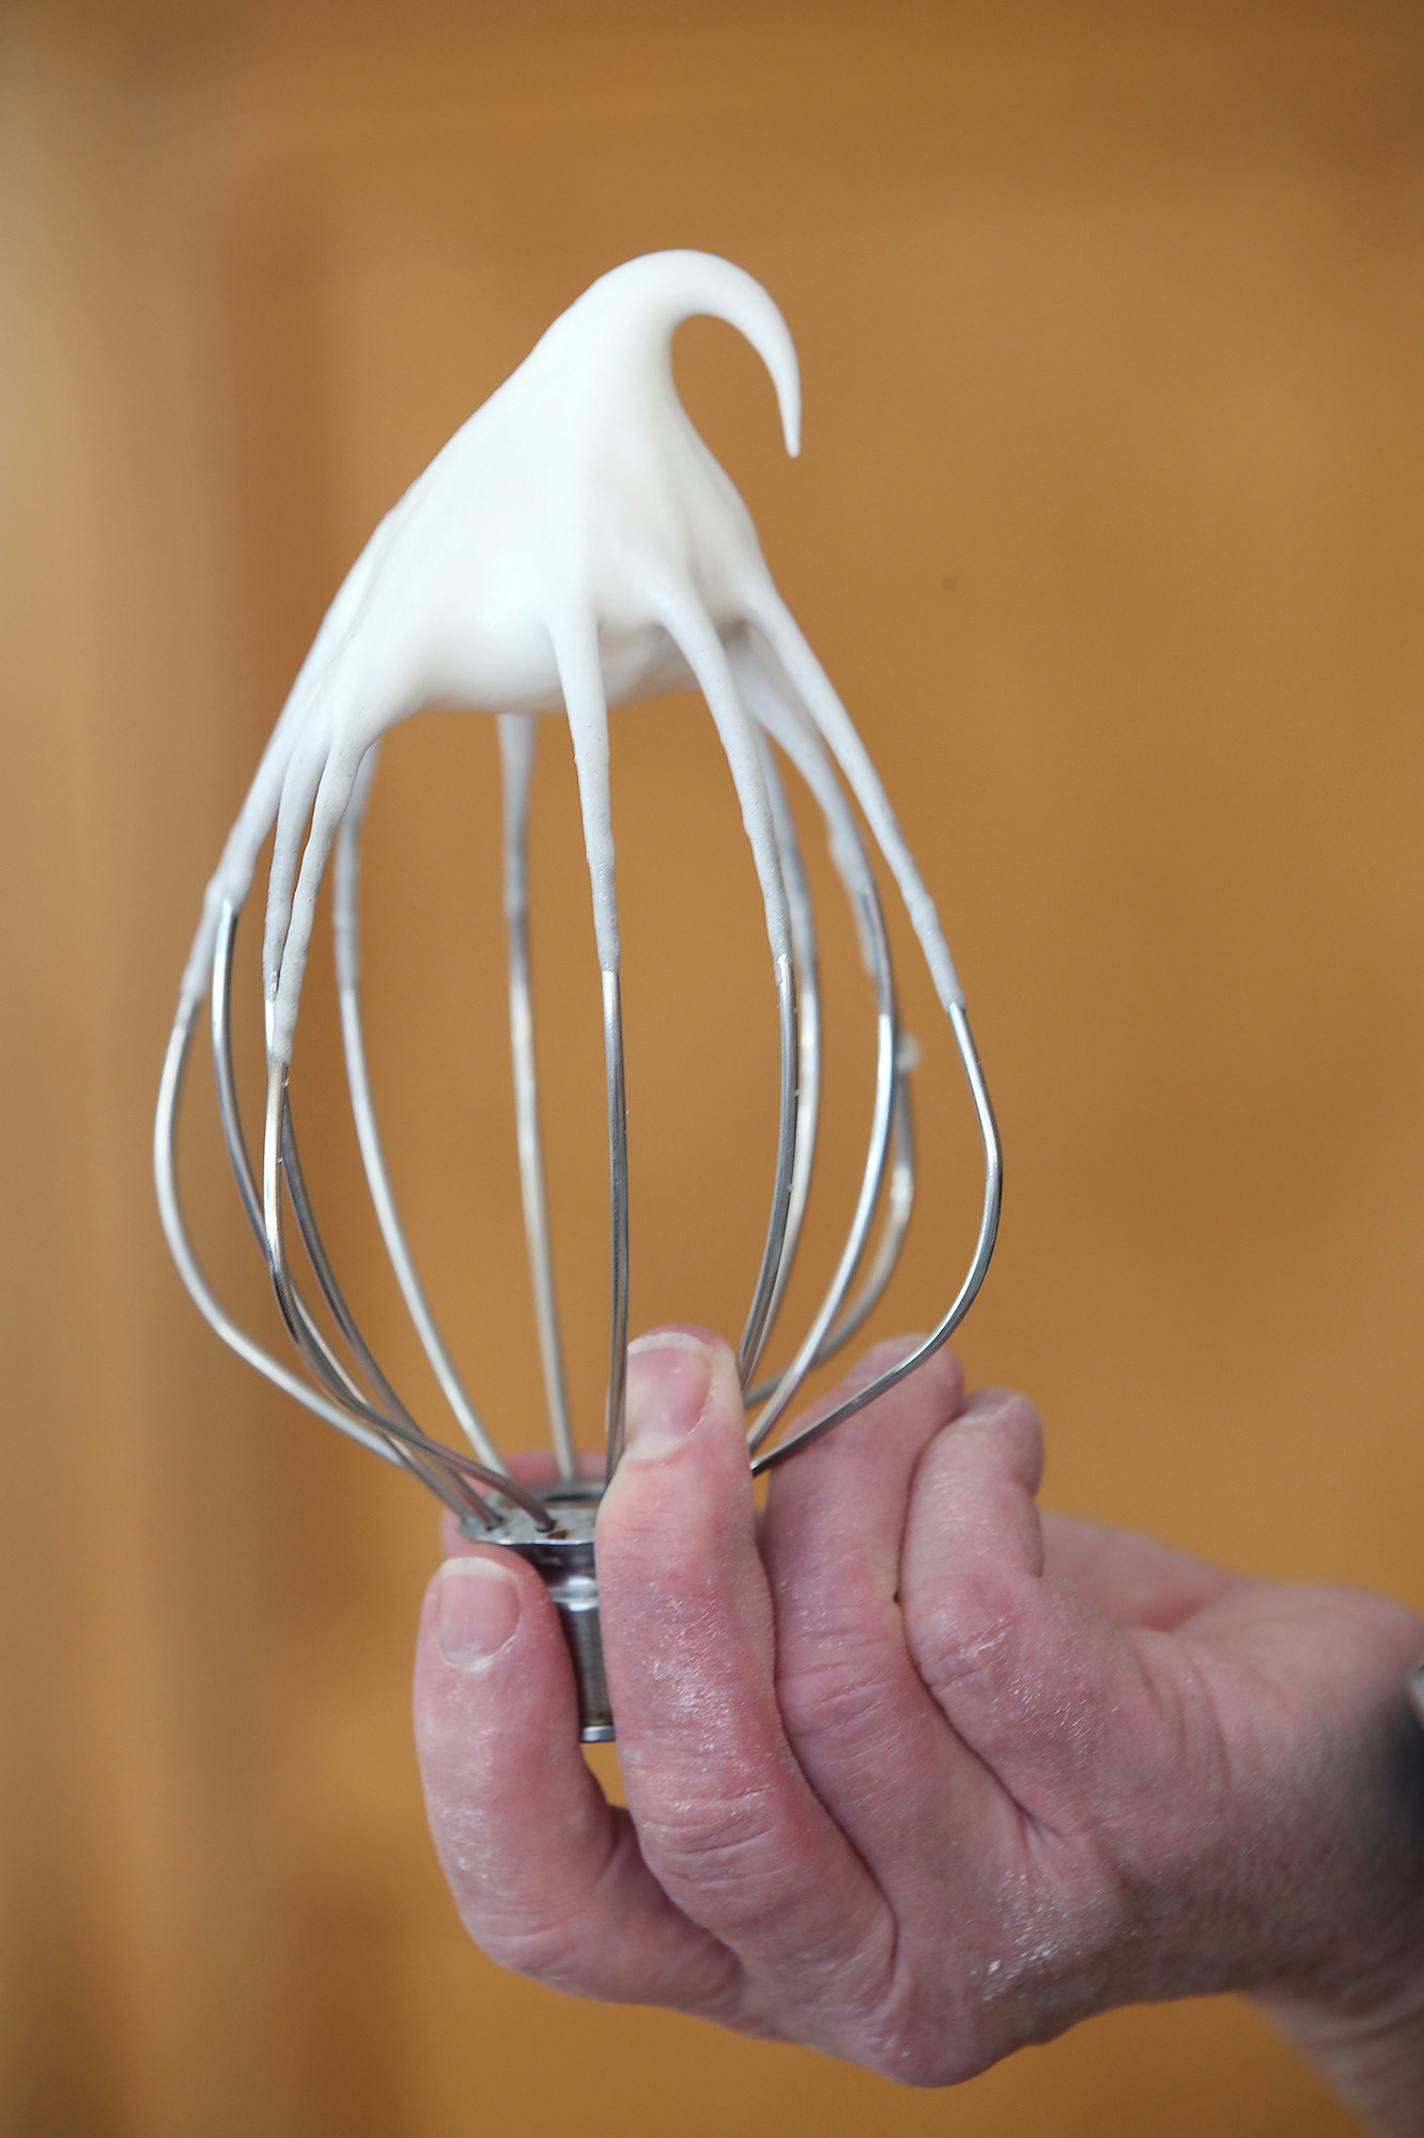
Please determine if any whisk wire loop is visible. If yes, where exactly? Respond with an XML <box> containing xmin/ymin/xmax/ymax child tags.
<box><xmin>653</xmin><ymin>590</ymin><xmax>802</xmax><ymax>1390</ymax></box>
<box><xmin>497</xmin><ymin>714</ymin><xmax>578</xmax><ymax>1482</ymax></box>
<box><xmin>156</xmin><ymin>999</ymin><xmax>412</xmax><ymax>1472</ymax></box>
<box><xmin>751</xmin><ymin>1002</ymin><xmax>1000</xmax><ymax>1475</ymax></box>
<box><xmin>736</xmin><ymin>638</ymin><xmax>904</xmax><ymax>1427</ymax></box>
<box><xmin>218</xmin><ymin>897</ymin><xmax>547</xmax><ymax>1523</ymax></box>
<box><xmin>750</xmin><ymin>735</ymin><xmax>822</xmax><ymax>1349</ymax></box>
<box><xmin>333</xmin><ymin>755</ymin><xmax>515</xmax><ymax>1479</ymax></box>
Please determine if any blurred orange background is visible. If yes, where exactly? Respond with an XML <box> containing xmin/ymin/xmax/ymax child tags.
<box><xmin>4</xmin><ymin>2</ymin><xmax>1423</xmax><ymax>2133</ymax></box>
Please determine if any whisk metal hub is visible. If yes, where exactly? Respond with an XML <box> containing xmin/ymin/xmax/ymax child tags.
<box><xmin>464</xmin><ymin>1484</ymin><xmax>612</xmax><ymax>1743</ymax></box>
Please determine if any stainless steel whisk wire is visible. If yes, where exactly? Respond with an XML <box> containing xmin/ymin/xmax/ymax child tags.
<box><xmin>155</xmin><ymin>663</ymin><xmax>1000</xmax><ymax>1524</ymax></box>
<box><xmin>153</xmin><ymin>254</ymin><xmax>1004</xmax><ymax>1739</ymax></box>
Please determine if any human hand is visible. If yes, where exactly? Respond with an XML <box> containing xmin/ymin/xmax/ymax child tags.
<box><xmin>413</xmin><ymin>1331</ymin><xmax>1424</xmax><ymax>2121</ymax></box>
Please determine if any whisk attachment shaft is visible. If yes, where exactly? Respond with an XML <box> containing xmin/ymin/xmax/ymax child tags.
<box><xmin>467</xmin><ymin>1488</ymin><xmax>612</xmax><ymax>1743</ymax></box>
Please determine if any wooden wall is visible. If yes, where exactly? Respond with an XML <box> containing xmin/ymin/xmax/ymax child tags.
<box><xmin>4</xmin><ymin>2</ymin><xmax>1422</xmax><ymax>2132</ymax></box>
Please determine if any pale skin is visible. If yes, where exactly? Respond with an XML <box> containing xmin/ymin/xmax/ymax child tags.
<box><xmin>413</xmin><ymin>1331</ymin><xmax>1424</xmax><ymax>2129</ymax></box>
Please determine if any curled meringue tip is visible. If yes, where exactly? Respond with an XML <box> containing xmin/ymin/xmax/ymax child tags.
<box><xmin>781</xmin><ymin>378</ymin><xmax>802</xmax><ymax>460</ymax></box>
<box><xmin>589</xmin><ymin>248</ymin><xmax>801</xmax><ymax>459</ymax></box>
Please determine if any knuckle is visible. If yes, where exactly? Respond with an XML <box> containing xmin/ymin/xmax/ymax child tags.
<box><xmin>594</xmin><ymin>1488</ymin><xmax>671</xmax><ymax>1576</ymax></box>
<box><xmin>775</xmin><ymin>1632</ymin><xmax>897</xmax><ymax>1748</ymax></box>
<box><xmin>636</xmin><ymin>1777</ymin><xmax>785</xmax><ymax>1892</ymax></box>
<box><xmin>473</xmin><ymin>1912</ymin><xmax>583</xmax><ymax>1985</ymax></box>
<box><xmin>776</xmin><ymin>1662</ymin><xmax>869</xmax><ymax>1746</ymax></box>
<box><xmin>852</xmin><ymin>1996</ymin><xmax>995</xmax><ymax>2089</ymax></box>
<box><xmin>909</xmin><ymin>1563</ymin><xmax>1030</xmax><ymax>1709</ymax></box>
<box><xmin>463</xmin><ymin>1859</ymin><xmax>618</xmax><ymax>1990</ymax></box>
<box><xmin>866</xmin><ymin>2031</ymin><xmax>986</xmax><ymax>2090</ymax></box>
<box><xmin>597</xmin><ymin>1498</ymin><xmax>740</xmax><ymax>1611</ymax></box>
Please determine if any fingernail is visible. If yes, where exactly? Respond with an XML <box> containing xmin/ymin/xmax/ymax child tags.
<box><xmin>623</xmin><ymin>1330</ymin><xmax>714</xmax><ymax>1462</ymax></box>
<box><xmin>436</xmin><ymin>1557</ymin><xmax>521</xmax><ymax>1667</ymax></box>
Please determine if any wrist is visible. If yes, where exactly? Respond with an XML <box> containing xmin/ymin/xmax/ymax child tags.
<box><xmin>1264</xmin><ymin>1969</ymin><xmax>1424</xmax><ymax>2138</ymax></box>
<box><xmin>1259</xmin><ymin>1670</ymin><xmax>1424</xmax><ymax>2135</ymax></box>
